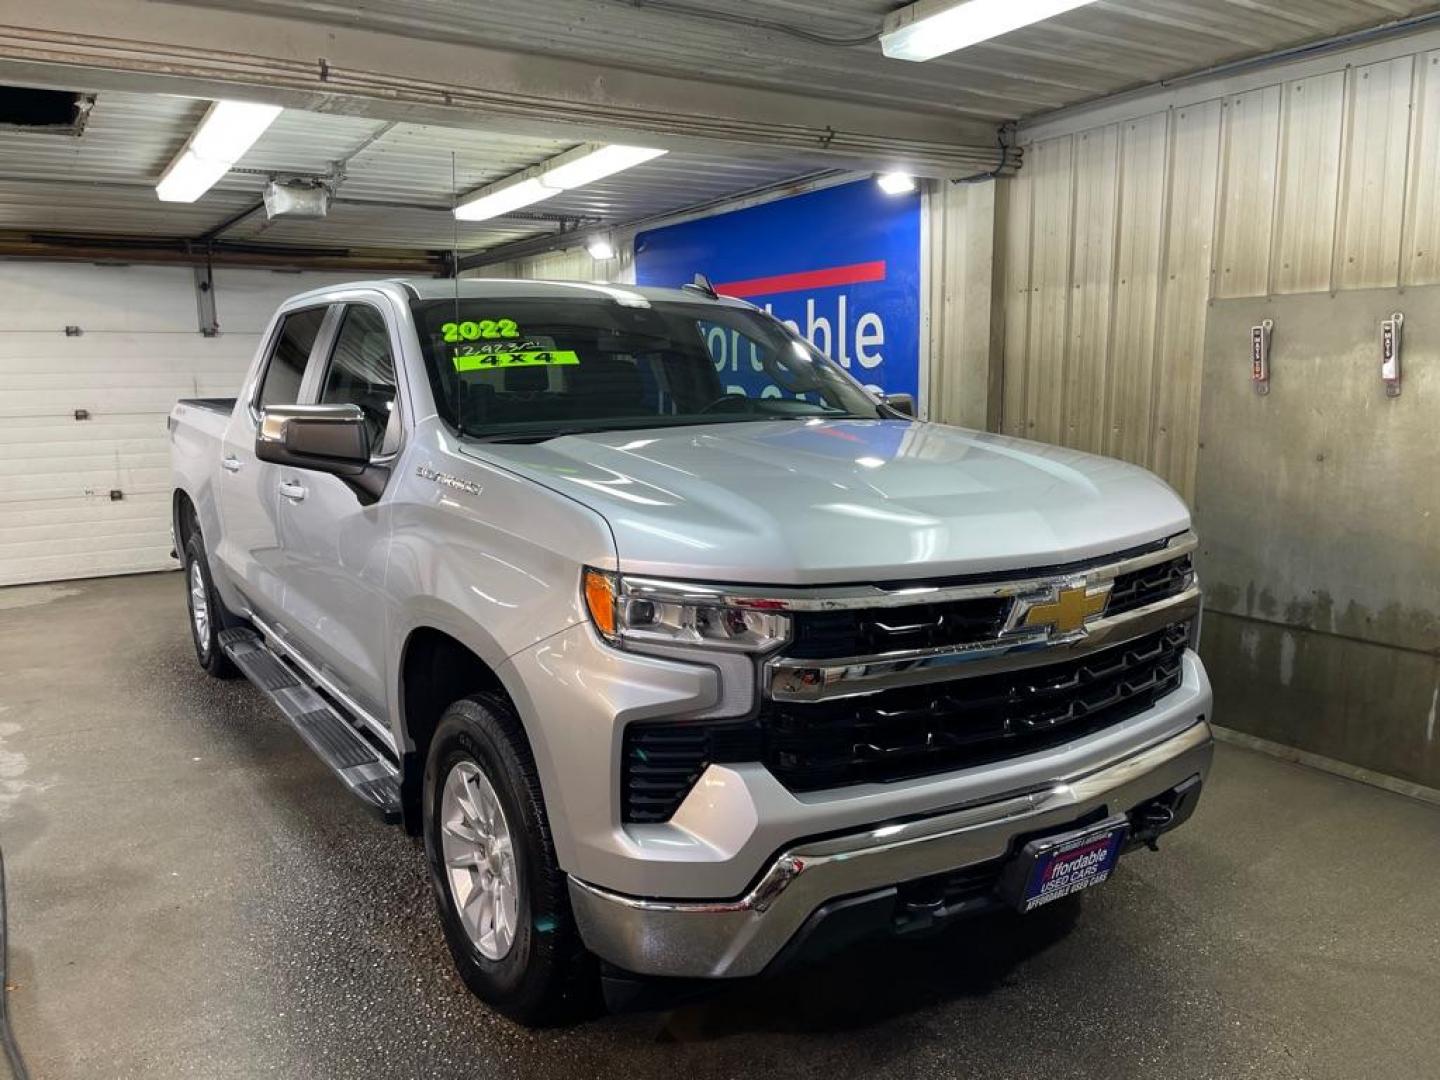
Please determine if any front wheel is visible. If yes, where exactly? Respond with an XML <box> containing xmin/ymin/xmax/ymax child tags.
<box><xmin>183</xmin><ymin>531</ymin><xmax>237</xmax><ymax>679</ymax></box>
<box><xmin>423</xmin><ymin>694</ymin><xmax>595</xmax><ymax>1025</ymax></box>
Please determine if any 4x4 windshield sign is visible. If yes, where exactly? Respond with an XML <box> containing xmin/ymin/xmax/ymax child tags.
<box><xmin>452</xmin><ymin>349</ymin><xmax>581</xmax><ymax>372</ymax></box>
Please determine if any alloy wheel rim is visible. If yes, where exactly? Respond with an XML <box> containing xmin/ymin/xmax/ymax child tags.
<box><xmin>188</xmin><ymin>562</ymin><xmax>210</xmax><ymax>653</ymax></box>
<box><xmin>440</xmin><ymin>760</ymin><xmax>519</xmax><ymax>960</ymax></box>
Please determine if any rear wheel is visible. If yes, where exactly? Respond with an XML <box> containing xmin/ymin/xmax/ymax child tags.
<box><xmin>182</xmin><ymin>530</ymin><xmax>237</xmax><ymax>679</ymax></box>
<box><xmin>423</xmin><ymin>694</ymin><xmax>595</xmax><ymax>1025</ymax></box>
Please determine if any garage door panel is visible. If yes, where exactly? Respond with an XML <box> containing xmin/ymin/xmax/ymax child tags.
<box><xmin>0</xmin><ymin>263</ymin><xmax>300</xmax><ymax>584</ymax></box>
<box><xmin>0</xmin><ymin>449</ymin><xmax>169</xmax><ymax>481</ymax></box>
<box><xmin>0</xmin><ymin>466</ymin><xmax>170</xmax><ymax>500</ymax></box>
<box><xmin>0</xmin><ymin>416</ymin><xmax>165</xmax><ymax>445</ymax></box>
<box><xmin>0</xmin><ymin>544</ymin><xmax>175</xmax><ymax>587</ymax></box>
<box><xmin>0</xmin><ymin>332</ymin><xmax>258</xmax><ymax>378</ymax></box>
<box><xmin>0</xmin><ymin>492</ymin><xmax>175</xmax><ymax>586</ymax></box>
<box><xmin>0</xmin><ymin>264</ymin><xmax>200</xmax><ymax>333</ymax></box>
<box><xmin>1</xmin><ymin>388</ymin><xmax>217</xmax><ymax>418</ymax></box>
<box><xmin>211</xmin><ymin>269</ymin><xmax>358</xmax><ymax>332</ymax></box>
<box><xmin>0</xmin><ymin>523</ymin><xmax>173</xmax><ymax>561</ymax></box>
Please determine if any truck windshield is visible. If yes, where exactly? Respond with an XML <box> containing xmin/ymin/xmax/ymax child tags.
<box><xmin>411</xmin><ymin>296</ymin><xmax>882</xmax><ymax>441</ymax></box>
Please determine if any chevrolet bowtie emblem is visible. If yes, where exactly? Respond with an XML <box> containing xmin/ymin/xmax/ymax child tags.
<box><xmin>1015</xmin><ymin>583</ymin><xmax>1110</xmax><ymax>636</ymax></box>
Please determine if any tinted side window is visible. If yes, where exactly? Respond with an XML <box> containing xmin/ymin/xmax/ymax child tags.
<box><xmin>320</xmin><ymin>305</ymin><xmax>397</xmax><ymax>453</ymax></box>
<box><xmin>257</xmin><ymin>307</ymin><xmax>327</xmax><ymax>410</ymax></box>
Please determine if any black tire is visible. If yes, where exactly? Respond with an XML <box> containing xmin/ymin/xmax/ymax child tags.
<box><xmin>423</xmin><ymin>694</ymin><xmax>595</xmax><ymax>1025</ymax></box>
<box><xmin>182</xmin><ymin>530</ymin><xmax>238</xmax><ymax>679</ymax></box>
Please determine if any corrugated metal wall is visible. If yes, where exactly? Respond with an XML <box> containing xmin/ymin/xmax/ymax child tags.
<box><xmin>465</xmin><ymin>245</ymin><xmax>635</xmax><ymax>285</ymax></box>
<box><xmin>1000</xmin><ymin>42</ymin><xmax>1440</xmax><ymax>502</ymax></box>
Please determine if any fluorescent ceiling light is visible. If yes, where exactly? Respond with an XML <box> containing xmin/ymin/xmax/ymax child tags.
<box><xmin>454</xmin><ymin>143</ymin><xmax>666</xmax><ymax>222</ymax></box>
<box><xmin>586</xmin><ymin>236</ymin><xmax>616</xmax><ymax>260</ymax></box>
<box><xmin>881</xmin><ymin>0</ymin><xmax>1099</xmax><ymax>62</ymax></box>
<box><xmin>544</xmin><ymin>145</ymin><xmax>667</xmax><ymax>189</ymax></box>
<box><xmin>877</xmin><ymin>172</ymin><xmax>916</xmax><ymax>195</ymax></box>
<box><xmin>454</xmin><ymin>177</ymin><xmax>556</xmax><ymax>221</ymax></box>
<box><xmin>155</xmin><ymin>100</ymin><xmax>282</xmax><ymax>203</ymax></box>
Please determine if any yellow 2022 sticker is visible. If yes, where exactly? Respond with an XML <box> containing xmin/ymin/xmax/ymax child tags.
<box><xmin>442</xmin><ymin>318</ymin><xmax>520</xmax><ymax>342</ymax></box>
<box><xmin>452</xmin><ymin>349</ymin><xmax>581</xmax><ymax>372</ymax></box>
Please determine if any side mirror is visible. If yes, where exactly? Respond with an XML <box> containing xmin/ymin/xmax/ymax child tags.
<box><xmin>880</xmin><ymin>392</ymin><xmax>915</xmax><ymax>418</ymax></box>
<box><xmin>256</xmin><ymin>404</ymin><xmax>370</xmax><ymax>476</ymax></box>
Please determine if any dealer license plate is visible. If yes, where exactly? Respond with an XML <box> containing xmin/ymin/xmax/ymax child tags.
<box><xmin>1001</xmin><ymin>816</ymin><xmax>1130</xmax><ymax>913</ymax></box>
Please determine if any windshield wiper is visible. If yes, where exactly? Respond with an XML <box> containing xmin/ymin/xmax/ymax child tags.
<box><xmin>476</xmin><ymin>428</ymin><xmax>596</xmax><ymax>444</ymax></box>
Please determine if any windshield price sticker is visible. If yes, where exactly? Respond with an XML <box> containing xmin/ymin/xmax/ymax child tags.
<box><xmin>453</xmin><ymin>349</ymin><xmax>581</xmax><ymax>372</ymax></box>
<box><xmin>453</xmin><ymin>338</ymin><xmax>551</xmax><ymax>357</ymax></box>
<box><xmin>441</xmin><ymin>318</ymin><xmax>521</xmax><ymax>343</ymax></box>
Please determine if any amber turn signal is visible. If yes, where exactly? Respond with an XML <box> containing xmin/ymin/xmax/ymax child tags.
<box><xmin>583</xmin><ymin>568</ymin><xmax>618</xmax><ymax>638</ymax></box>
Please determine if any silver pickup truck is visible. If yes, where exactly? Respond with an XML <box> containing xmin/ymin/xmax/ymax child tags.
<box><xmin>169</xmin><ymin>278</ymin><xmax>1213</xmax><ymax>1023</ymax></box>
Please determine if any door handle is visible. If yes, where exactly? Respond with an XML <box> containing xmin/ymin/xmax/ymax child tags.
<box><xmin>221</xmin><ymin>456</ymin><xmax>243</xmax><ymax>473</ymax></box>
<box><xmin>278</xmin><ymin>480</ymin><xmax>308</xmax><ymax>502</ymax></box>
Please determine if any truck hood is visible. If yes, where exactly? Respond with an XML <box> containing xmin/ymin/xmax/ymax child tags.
<box><xmin>464</xmin><ymin>419</ymin><xmax>1190</xmax><ymax>585</ymax></box>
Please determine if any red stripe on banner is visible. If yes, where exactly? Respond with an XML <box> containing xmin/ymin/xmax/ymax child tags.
<box><xmin>714</xmin><ymin>260</ymin><xmax>887</xmax><ymax>298</ymax></box>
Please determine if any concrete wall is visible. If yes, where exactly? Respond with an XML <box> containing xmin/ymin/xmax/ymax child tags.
<box><xmin>1195</xmin><ymin>288</ymin><xmax>1440</xmax><ymax>788</ymax></box>
<box><xmin>993</xmin><ymin>28</ymin><xmax>1440</xmax><ymax>787</ymax></box>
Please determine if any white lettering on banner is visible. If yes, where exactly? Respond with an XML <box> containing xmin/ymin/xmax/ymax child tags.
<box><xmin>765</xmin><ymin>295</ymin><xmax>886</xmax><ymax>372</ymax></box>
<box><xmin>855</xmin><ymin>312</ymin><xmax>884</xmax><ymax>369</ymax></box>
<box><xmin>805</xmin><ymin>299</ymin><xmax>831</xmax><ymax>358</ymax></box>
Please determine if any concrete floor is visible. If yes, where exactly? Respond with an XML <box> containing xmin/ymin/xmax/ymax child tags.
<box><xmin>1</xmin><ymin>574</ymin><xmax>1438</xmax><ymax>1080</ymax></box>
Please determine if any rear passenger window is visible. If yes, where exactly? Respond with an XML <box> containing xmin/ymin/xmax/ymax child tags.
<box><xmin>257</xmin><ymin>307</ymin><xmax>326</xmax><ymax>410</ymax></box>
<box><xmin>320</xmin><ymin>306</ymin><xmax>398</xmax><ymax>455</ymax></box>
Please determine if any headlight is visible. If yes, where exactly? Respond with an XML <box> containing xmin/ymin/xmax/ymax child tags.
<box><xmin>582</xmin><ymin>568</ymin><xmax>791</xmax><ymax>653</ymax></box>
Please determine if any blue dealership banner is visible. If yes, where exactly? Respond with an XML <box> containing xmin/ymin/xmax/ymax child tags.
<box><xmin>634</xmin><ymin>180</ymin><xmax>921</xmax><ymax>399</ymax></box>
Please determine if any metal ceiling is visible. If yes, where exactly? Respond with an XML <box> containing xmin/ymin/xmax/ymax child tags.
<box><xmin>181</xmin><ymin>0</ymin><xmax>1440</xmax><ymax>121</ymax></box>
<box><xmin>0</xmin><ymin>88</ymin><xmax>824</xmax><ymax>259</ymax></box>
<box><xmin>2</xmin><ymin>0</ymin><xmax>1437</xmax><ymax>264</ymax></box>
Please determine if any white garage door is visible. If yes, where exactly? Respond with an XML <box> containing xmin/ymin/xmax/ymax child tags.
<box><xmin>0</xmin><ymin>262</ymin><xmax>355</xmax><ymax>586</ymax></box>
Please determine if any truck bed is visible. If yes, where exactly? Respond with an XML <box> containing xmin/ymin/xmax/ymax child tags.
<box><xmin>175</xmin><ymin>397</ymin><xmax>237</xmax><ymax>415</ymax></box>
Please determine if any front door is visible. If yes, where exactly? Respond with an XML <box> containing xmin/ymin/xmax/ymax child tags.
<box><xmin>272</xmin><ymin>300</ymin><xmax>401</xmax><ymax>725</ymax></box>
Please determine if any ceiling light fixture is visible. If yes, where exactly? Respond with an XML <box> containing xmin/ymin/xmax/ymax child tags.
<box><xmin>155</xmin><ymin>100</ymin><xmax>282</xmax><ymax>202</ymax></box>
<box><xmin>453</xmin><ymin>177</ymin><xmax>555</xmax><ymax>221</ymax></box>
<box><xmin>880</xmin><ymin>0</ymin><xmax>1100</xmax><ymax>62</ymax></box>
<box><xmin>543</xmin><ymin>145</ymin><xmax>668</xmax><ymax>190</ymax></box>
<box><xmin>876</xmin><ymin>172</ymin><xmax>916</xmax><ymax>195</ymax></box>
<box><xmin>454</xmin><ymin>143</ymin><xmax>667</xmax><ymax>222</ymax></box>
<box><xmin>586</xmin><ymin>236</ymin><xmax>616</xmax><ymax>261</ymax></box>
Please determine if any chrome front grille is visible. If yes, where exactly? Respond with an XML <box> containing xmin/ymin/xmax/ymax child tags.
<box><xmin>760</xmin><ymin>621</ymin><xmax>1189</xmax><ymax>792</ymax></box>
<box><xmin>620</xmin><ymin>621</ymin><xmax>1191</xmax><ymax>821</ymax></box>
<box><xmin>619</xmin><ymin>532</ymin><xmax>1200</xmax><ymax>823</ymax></box>
<box><xmin>787</xmin><ymin>596</ymin><xmax>1012</xmax><ymax>659</ymax></box>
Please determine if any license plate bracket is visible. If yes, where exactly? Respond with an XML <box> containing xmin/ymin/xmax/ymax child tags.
<box><xmin>998</xmin><ymin>815</ymin><xmax>1130</xmax><ymax>913</ymax></box>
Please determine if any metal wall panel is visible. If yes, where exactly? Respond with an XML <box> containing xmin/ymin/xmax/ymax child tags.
<box><xmin>1272</xmin><ymin>71</ymin><xmax>1346</xmax><ymax>294</ymax></box>
<box><xmin>1214</xmin><ymin>86</ymin><xmax>1281</xmax><ymax>299</ymax></box>
<box><xmin>1021</xmin><ymin>135</ymin><xmax>1075</xmax><ymax>446</ymax></box>
<box><xmin>1063</xmin><ymin>124</ymin><xmax>1120</xmax><ymax>455</ymax></box>
<box><xmin>1105</xmin><ymin>111</ymin><xmax>1169</xmax><ymax>469</ymax></box>
<box><xmin>1150</xmin><ymin>100</ymin><xmax>1222</xmax><ymax>502</ymax></box>
<box><xmin>923</xmin><ymin>179</ymin><xmax>1002</xmax><ymax>431</ymax></box>
<box><xmin>999</xmin><ymin>166</ymin><xmax>1033</xmax><ymax>441</ymax></box>
<box><xmin>1402</xmin><ymin>50</ymin><xmax>1440</xmax><ymax>286</ymax></box>
<box><xmin>1336</xmin><ymin>57</ymin><xmax>1415</xmax><ymax>289</ymax></box>
<box><xmin>997</xmin><ymin>35</ymin><xmax>1434</xmax><ymax>500</ymax></box>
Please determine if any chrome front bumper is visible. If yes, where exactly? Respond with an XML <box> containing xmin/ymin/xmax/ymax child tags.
<box><xmin>568</xmin><ymin>718</ymin><xmax>1213</xmax><ymax>979</ymax></box>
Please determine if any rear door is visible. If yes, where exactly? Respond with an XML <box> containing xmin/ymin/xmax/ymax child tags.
<box><xmin>214</xmin><ymin>304</ymin><xmax>334</xmax><ymax>620</ymax></box>
<box><xmin>270</xmin><ymin>298</ymin><xmax>403</xmax><ymax>726</ymax></box>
